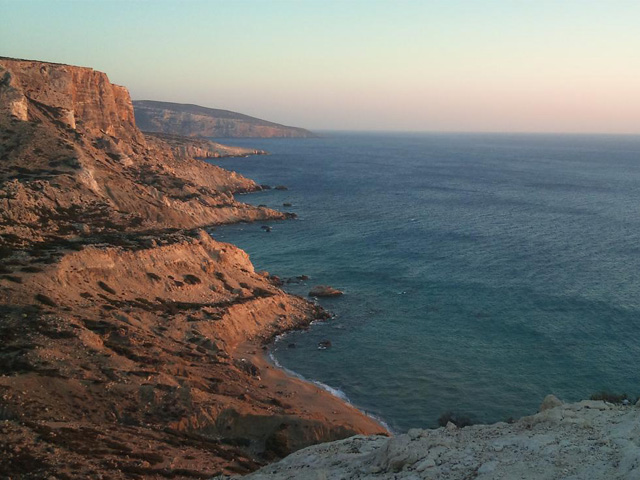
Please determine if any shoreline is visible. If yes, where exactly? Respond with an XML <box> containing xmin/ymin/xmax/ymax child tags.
<box><xmin>266</xmin><ymin>331</ymin><xmax>393</xmax><ymax>434</ymax></box>
<box><xmin>211</xmin><ymin>162</ymin><xmax>392</xmax><ymax>436</ymax></box>
<box><xmin>232</xmin><ymin>340</ymin><xmax>389</xmax><ymax>437</ymax></box>
<box><xmin>0</xmin><ymin>56</ymin><xmax>383</xmax><ymax>478</ymax></box>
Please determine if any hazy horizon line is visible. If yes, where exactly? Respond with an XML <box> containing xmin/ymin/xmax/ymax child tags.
<box><xmin>309</xmin><ymin>129</ymin><xmax>640</xmax><ymax>137</ymax></box>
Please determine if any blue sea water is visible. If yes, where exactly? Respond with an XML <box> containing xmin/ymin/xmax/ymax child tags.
<box><xmin>207</xmin><ymin>132</ymin><xmax>640</xmax><ymax>432</ymax></box>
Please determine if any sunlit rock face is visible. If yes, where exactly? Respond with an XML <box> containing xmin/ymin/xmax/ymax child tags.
<box><xmin>0</xmin><ymin>57</ymin><xmax>289</xmax><ymax>243</ymax></box>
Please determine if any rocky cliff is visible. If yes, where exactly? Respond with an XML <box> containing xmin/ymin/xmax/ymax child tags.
<box><xmin>0</xmin><ymin>58</ymin><xmax>294</xmax><ymax>245</ymax></box>
<box><xmin>238</xmin><ymin>396</ymin><xmax>640</xmax><ymax>479</ymax></box>
<box><xmin>0</xmin><ymin>57</ymin><xmax>383</xmax><ymax>479</ymax></box>
<box><xmin>1</xmin><ymin>57</ymin><xmax>139</xmax><ymax>142</ymax></box>
<box><xmin>133</xmin><ymin>100</ymin><xmax>315</xmax><ymax>138</ymax></box>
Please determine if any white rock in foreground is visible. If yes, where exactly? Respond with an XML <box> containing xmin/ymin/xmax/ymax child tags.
<box><xmin>236</xmin><ymin>399</ymin><xmax>640</xmax><ymax>479</ymax></box>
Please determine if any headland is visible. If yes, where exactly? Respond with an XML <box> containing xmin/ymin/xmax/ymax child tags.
<box><xmin>0</xmin><ymin>57</ymin><xmax>384</xmax><ymax>479</ymax></box>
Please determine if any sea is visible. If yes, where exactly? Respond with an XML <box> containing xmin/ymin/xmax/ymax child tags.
<box><xmin>207</xmin><ymin>132</ymin><xmax>640</xmax><ymax>433</ymax></box>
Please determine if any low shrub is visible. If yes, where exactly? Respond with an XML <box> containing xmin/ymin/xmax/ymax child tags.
<box><xmin>97</xmin><ymin>281</ymin><xmax>116</xmax><ymax>294</ymax></box>
<box><xmin>35</xmin><ymin>293</ymin><xmax>57</xmax><ymax>307</ymax></box>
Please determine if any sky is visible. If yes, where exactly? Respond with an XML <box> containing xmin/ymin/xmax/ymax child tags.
<box><xmin>1</xmin><ymin>0</ymin><xmax>639</xmax><ymax>134</ymax></box>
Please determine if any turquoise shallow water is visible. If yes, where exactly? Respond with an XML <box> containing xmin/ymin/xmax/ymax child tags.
<box><xmin>208</xmin><ymin>132</ymin><xmax>640</xmax><ymax>432</ymax></box>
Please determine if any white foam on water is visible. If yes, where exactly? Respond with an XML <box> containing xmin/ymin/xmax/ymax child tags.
<box><xmin>310</xmin><ymin>379</ymin><xmax>350</xmax><ymax>402</ymax></box>
<box><xmin>267</xmin><ymin>342</ymin><xmax>393</xmax><ymax>433</ymax></box>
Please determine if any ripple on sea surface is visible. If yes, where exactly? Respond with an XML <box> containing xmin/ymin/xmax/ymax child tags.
<box><xmin>210</xmin><ymin>132</ymin><xmax>640</xmax><ymax>431</ymax></box>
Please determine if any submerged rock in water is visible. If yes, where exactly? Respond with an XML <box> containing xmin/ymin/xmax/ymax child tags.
<box><xmin>275</xmin><ymin>185</ymin><xmax>288</xmax><ymax>191</ymax></box>
<box><xmin>309</xmin><ymin>285</ymin><xmax>343</xmax><ymax>297</ymax></box>
<box><xmin>318</xmin><ymin>340</ymin><xmax>332</xmax><ymax>349</ymax></box>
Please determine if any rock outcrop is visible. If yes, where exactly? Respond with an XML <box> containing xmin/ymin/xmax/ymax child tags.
<box><xmin>133</xmin><ymin>100</ymin><xmax>315</xmax><ymax>138</ymax></box>
<box><xmin>0</xmin><ymin>57</ymin><xmax>285</xmax><ymax>245</ymax></box>
<box><xmin>145</xmin><ymin>131</ymin><xmax>268</xmax><ymax>159</ymax></box>
<box><xmin>0</xmin><ymin>57</ymin><xmax>383</xmax><ymax>479</ymax></box>
<box><xmin>240</xmin><ymin>398</ymin><xmax>640</xmax><ymax>479</ymax></box>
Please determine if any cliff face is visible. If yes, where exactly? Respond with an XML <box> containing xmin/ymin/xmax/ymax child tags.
<box><xmin>133</xmin><ymin>100</ymin><xmax>316</xmax><ymax>138</ymax></box>
<box><xmin>0</xmin><ymin>58</ymin><xmax>286</xmax><ymax>245</ymax></box>
<box><xmin>0</xmin><ymin>58</ymin><xmax>382</xmax><ymax>479</ymax></box>
<box><xmin>1</xmin><ymin>57</ymin><xmax>141</xmax><ymax>143</ymax></box>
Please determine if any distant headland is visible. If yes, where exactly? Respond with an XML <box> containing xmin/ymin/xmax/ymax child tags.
<box><xmin>133</xmin><ymin>100</ymin><xmax>316</xmax><ymax>138</ymax></box>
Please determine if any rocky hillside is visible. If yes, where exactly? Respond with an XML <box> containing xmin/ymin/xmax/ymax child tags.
<box><xmin>0</xmin><ymin>57</ymin><xmax>290</xmax><ymax>246</ymax></box>
<box><xmin>133</xmin><ymin>100</ymin><xmax>315</xmax><ymax>138</ymax></box>
<box><xmin>0</xmin><ymin>57</ymin><xmax>383</xmax><ymax>479</ymax></box>
<box><xmin>239</xmin><ymin>395</ymin><xmax>640</xmax><ymax>479</ymax></box>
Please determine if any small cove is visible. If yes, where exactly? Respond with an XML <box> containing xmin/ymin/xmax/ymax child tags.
<box><xmin>209</xmin><ymin>132</ymin><xmax>640</xmax><ymax>432</ymax></box>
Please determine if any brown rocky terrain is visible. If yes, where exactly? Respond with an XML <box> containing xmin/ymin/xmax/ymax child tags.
<box><xmin>0</xmin><ymin>57</ymin><xmax>384</xmax><ymax>479</ymax></box>
<box><xmin>0</xmin><ymin>57</ymin><xmax>291</xmax><ymax>246</ymax></box>
<box><xmin>133</xmin><ymin>101</ymin><xmax>315</xmax><ymax>139</ymax></box>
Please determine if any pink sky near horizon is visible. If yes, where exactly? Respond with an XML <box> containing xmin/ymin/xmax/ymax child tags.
<box><xmin>1</xmin><ymin>0</ymin><xmax>639</xmax><ymax>134</ymax></box>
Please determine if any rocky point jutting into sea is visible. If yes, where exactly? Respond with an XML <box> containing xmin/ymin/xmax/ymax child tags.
<box><xmin>0</xmin><ymin>57</ymin><xmax>383</xmax><ymax>479</ymax></box>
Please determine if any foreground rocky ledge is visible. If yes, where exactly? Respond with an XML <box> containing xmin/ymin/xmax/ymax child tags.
<box><xmin>238</xmin><ymin>397</ymin><xmax>640</xmax><ymax>479</ymax></box>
